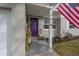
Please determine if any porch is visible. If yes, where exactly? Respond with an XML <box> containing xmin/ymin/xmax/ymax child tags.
<box><xmin>25</xmin><ymin>3</ymin><xmax>61</xmax><ymax>56</ymax></box>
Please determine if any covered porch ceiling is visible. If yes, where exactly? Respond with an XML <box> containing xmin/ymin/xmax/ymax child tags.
<box><xmin>26</xmin><ymin>3</ymin><xmax>58</xmax><ymax>17</ymax></box>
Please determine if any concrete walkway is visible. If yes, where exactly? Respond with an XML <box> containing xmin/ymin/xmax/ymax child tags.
<box><xmin>26</xmin><ymin>37</ymin><xmax>58</xmax><ymax>56</ymax></box>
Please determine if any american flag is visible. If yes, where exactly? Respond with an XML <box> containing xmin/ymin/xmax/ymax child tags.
<box><xmin>57</xmin><ymin>3</ymin><xmax>79</xmax><ymax>29</ymax></box>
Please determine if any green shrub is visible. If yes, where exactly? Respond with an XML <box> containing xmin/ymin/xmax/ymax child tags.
<box><xmin>74</xmin><ymin>36</ymin><xmax>79</xmax><ymax>39</ymax></box>
<box><xmin>25</xmin><ymin>16</ymin><xmax>31</xmax><ymax>51</ymax></box>
<box><xmin>63</xmin><ymin>32</ymin><xmax>74</xmax><ymax>41</ymax></box>
<box><xmin>53</xmin><ymin>36</ymin><xmax>62</xmax><ymax>43</ymax></box>
<box><xmin>38</xmin><ymin>36</ymin><xmax>45</xmax><ymax>40</ymax></box>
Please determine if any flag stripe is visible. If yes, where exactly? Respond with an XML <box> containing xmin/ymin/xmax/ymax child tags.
<box><xmin>59</xmin><ymin>4</ymin><xmax>79</xmax><ymax>26</ymax></box>
<box><xmin>74</xmin><ymin>6</ymin><xmax>79</xmax><ymax>14</ymax></box>
<box><xmin>76</xmin><ymin>6</ymin><xmax>79</xmax><ymax>11</ymax></box>
<box><xmin>57</xmin><ymin>3</ymin><xmax>79</xmax><ymax>29</ymax></box>
<box><xmin>61</xmin><ymin>4</ymin><xmax>79</xmax><ymax>24</ymax></box>
<box><xmin>57</xmin><ymin>7</ymin><xmax>78</xmax><ymax>28</ymax></box>
<box><xmin>63</xmin><ymin>3</ymin><xmax>79</xmax><ymax>19</ymax></box>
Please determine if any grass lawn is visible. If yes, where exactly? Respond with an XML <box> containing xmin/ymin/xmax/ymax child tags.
<box><xmin>53</xmin><ymin>39</ymin><xmax>79</xmax><ymax>56</ymax></box>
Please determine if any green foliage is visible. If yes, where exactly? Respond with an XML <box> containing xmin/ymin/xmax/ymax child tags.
<box><xmin>25</xmin><ymin>16</ymin><xmax>31</xmax><ymax>50</ymax></box>
<box><xmin>38</xmin><ymin>36</ymin><xmax>45</xmax><ymax>40</ymax></box>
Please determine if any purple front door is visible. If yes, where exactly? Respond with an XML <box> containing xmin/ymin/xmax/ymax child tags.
<box><xmin>30</xmin><ymin>18</ymin><xmax>38</xmax><ymax>37</ymax></box>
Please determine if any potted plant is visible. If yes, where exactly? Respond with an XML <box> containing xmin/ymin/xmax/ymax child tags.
<box><xmin>26</xmin><ymin>16</ymin><xmax>31</xmax><ymax>51</ymax></box>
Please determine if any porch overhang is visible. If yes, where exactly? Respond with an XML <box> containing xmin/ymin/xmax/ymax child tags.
<box><xmin>26</xmin><ymin>3</ymin><xmax>60</xmax><ymax>50</ymax></box>
<box><xmin>26</xmin><ymin>3</ymin><xmax>50</xmax><ymax>17</ymax></box>
<box><xmin>0</xmin><ymin>3</ymin><xmax>16</xmax><ymax>8</ymax></box>
<box><xmin>26</xmin><ymin>3</ymin><xmax>60</xmax><ymax>18</ymax></box>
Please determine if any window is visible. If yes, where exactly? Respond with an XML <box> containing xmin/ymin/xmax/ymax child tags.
<box><xmin>69</xmin><ymin>22</ymin><xmax>76</xmax><ymax>29</ymax></box>
<box><xmin>44</xmin><ymin>25</ymin><xmax>49</xmax><ymax>29</ymax></box>
<box><xmin>44</xmin><ymin>18</ymin><xmax>49</xmax><ymax>29</ymax></box>
<box><xmin>52</xmin><ymin>19</ymin><xmax>56</xmax><ymax>29</ymax></box>
<box><xmin>52</xmin><ymin>24</ymin><xmax>56</xmax><ymax>29</ymax></box>
<box><xmin>44</xmin><ymin>18</ymin><xmax>56</xmax><ymax>29</ymax></box>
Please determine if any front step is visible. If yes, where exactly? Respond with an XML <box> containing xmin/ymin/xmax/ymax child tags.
<box><xmin>31</xmin><ymin>37</ymin><xmax>38</xmax><ymax>40</ymax></box>
<box><xmin>31</xmin><ymin>37</ymin><xmax>49</xmax><ymax>45</ymax></box>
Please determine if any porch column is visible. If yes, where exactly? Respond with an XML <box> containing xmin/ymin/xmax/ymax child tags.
<box><xmin>49</xmin><ymin>8</ymin><xmax>53</xmax><ymax>50</ymax></box>
<box><xmin>49</xmin><ymin>4</ymin><xmax>60</xmax><ymax>50</ymax></box>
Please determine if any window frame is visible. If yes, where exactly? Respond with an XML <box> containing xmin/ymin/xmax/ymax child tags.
<box><xmin>44</xmin><ymin>18</ymin><xmax>57</xmax><ymax>30</ymax></box>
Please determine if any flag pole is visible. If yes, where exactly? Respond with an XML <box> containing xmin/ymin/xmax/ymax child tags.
<box><xmin>55</xmin><ymin>3</ymin><xmax>61</xmax><ymax>10</ymax></box>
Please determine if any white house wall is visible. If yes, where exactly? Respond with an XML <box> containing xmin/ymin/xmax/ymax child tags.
<box><xmin>38</xmin><ymin>15</ymin><xmax>79</xmax><ymax>38</ymax></box>
<box><xmin>61</xmin><ymin>15</ymin><xmax>79</xmax><ymax>37</ymax></box>
<box><xmin>38</xmin><ymin>17</ymin><xmax>57</xmax><ymax>38</ymax></box>
<box><xmin>10</xmin><ymin>4</ymin><xmax>26</xmax><ymax>56</ymax></box>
